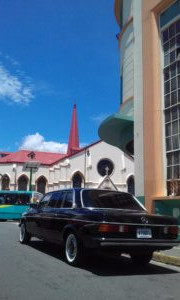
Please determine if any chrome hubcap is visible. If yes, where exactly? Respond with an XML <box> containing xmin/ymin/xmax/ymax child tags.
<box><xmin>66</xmin><ymin>234</ymin><xmax>77</xmax><ymax>262</ymax></box>
<box><xmin>20</xmin><ymin>224</ymin><xmax>25</xmax><ymax>242</ymax></box>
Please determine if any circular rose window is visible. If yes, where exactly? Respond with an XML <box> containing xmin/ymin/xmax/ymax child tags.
<box><xmin>97</xmin><ymin>159</ymin><xmax>114</xmax><ymax>177</ymax></box>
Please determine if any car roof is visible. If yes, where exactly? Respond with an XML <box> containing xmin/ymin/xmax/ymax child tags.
<box><xmin>45</xmin><ymin>188</ymin><xmax>129</xmax><ymax>194</ymax></box>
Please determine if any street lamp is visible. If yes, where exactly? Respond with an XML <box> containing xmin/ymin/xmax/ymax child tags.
<box><xmin>23</xmin><ymin>152</ymin><xmax>40</xmax><ymax>191</ymax></box>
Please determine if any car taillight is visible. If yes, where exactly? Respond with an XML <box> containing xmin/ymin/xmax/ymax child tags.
<box><xmin>170</xmin><ymin>226</ymin><xmax>178</xmax><ymax>235</ymax></box>
<box><xmin>163</xmin><ymin>226</ymin><xmax>178</xmax><ymax>236</ymax></box>
<box><xmin>98</xmin><ymin>224</ymin><xmax>129</xmax><ymax>233</ymax></box>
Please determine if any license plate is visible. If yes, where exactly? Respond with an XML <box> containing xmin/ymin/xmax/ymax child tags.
<box><xmin>137</xmin><ymin>228</ymin><xmax>152</xmax><ymax>238</ymax></box>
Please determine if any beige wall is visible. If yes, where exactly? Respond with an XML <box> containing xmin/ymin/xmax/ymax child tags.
<box><xmin>142</xmin><ymin>0</ymin><xmax>174</xmax><ymax>212</ymax></box>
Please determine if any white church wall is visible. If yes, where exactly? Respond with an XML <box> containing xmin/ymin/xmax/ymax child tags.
<box><xmin>57</xmin><ymin>141</ymin><xmax>134</xmax><ymax>192</ymax></box>
<box><xmin>0</xmin><ymin>142</ymin><xmax>134</xmax><ymax>193</ymax></box>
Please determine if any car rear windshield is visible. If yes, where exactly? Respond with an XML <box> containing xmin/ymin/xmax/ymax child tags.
<box><xmin>82</xmin><ymin>190</ymin><xmax>144</xmax><ymax>211</ymax></box>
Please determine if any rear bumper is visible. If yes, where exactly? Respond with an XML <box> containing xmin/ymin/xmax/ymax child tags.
<box><xmin>84</xmin><ymin>237</ymin><xmax>180</xmax><ymax>251</ymax></box>
<box><xmin>100</xmin><ymin>239</ymin><xmax>179</xmax><ymax>248</ymax></box>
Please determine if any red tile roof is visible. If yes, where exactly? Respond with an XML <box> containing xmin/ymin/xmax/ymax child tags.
<box><xmin>0</xmin><ymin>140</ymin><xmax>101</xmax><ymax>166</ymax></box>
<box><xmin>0</xmin><ymin>150</ymin><xmax>67</xmax><ymax>166</ymax></box>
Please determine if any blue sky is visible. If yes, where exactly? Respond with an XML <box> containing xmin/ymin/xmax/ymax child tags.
<box><xmin>0</xmin><ymin>0</ymin><xmax>120</xmax><ymax>153</ymax></box>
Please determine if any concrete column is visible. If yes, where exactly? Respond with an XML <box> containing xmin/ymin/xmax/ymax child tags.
<box><xmin>133</xmin><ymin>0</ymin><xmax>145</xmax><ymax>204</ymax></box>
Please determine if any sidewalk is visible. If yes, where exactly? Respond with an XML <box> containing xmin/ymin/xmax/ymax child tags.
<box><xmin>153</xmin><ymin>245</ymin><xmax>180</xmax><ymax>267</ymax></box>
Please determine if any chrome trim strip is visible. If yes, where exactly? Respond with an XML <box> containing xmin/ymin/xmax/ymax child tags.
<box><xmin>100</xmin><ymin>242</ymin><xmax>180</xmax><ymax>247</ymax></box>
<box><xmin>26</xmin><ymin>214</ymin><xmax>178</xmax><ymax>227</ymax></box>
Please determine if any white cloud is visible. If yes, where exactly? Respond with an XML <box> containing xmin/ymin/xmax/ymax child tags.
<box><xmin>91</xmin><ymin>113</ymin><xmax>109</xmax><ymax>124</ymax></box>
<box><xmin>0</xmin><ymin>64</ymin><xmax>34</xmax><ymax>104</ymax></box>
<box><xmin>19</xmin><ymin>133</ymin><xmax>68</xmax><ymax>153</ymax></box>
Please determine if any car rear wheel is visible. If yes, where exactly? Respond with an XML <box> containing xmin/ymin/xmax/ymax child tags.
<box><xmin>19</xmin><ymin>223</ymin><xmax>31</xmax><ymax>244</ymax></box>
<box><xmin>130</xmin><ymin>252</ymin><xmax>153</xmax><ymax>265</ymax></box>
<box><xmin>65</xmin><ymin>232</ymin><xmax>84</xmax><ymax>266</ymax></box>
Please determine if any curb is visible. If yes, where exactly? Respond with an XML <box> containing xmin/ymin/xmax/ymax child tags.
<box><xmin>153</xmin><ymin>252</ymin><xmax>180</xmax><ymax>267</ymax></box>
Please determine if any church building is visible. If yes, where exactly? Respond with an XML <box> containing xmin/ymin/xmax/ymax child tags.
<box><xmin>0</xmin><ymin>104</ymin><xmax>134</xmax><ymax>194</ymax></box>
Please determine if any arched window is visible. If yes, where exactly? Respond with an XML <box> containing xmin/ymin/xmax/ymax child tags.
<box><xmin>97</xmin><ymin>159</ymin><xmax>114</xmax><ymax>177</ymax></box>
<box><xmin>72</xmin><ymin>172</ymin><xmax>83</xmax><ymax>188</ymax></box>
<box><xmin>36</xmin><ymin>176</ymin><xmax>47</xmax><ymax>194</ymax></box>
<box><xmin>1</xmin><ymin>175</ymin><xmax>10</xmax><ymax>190</ymax></box>
<box><xmin>18</xmin><ymin>175</ymin><xmax>28</xmax><ymax>191</ymax></box>
<box><xmin>127</xmin><ymin>175</ymin><xmax>135</xmax><ymax>195</ymax></box>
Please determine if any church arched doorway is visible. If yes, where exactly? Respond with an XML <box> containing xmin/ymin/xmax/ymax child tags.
<box><xmin>72</xmin><ymin>172</ymin><xmax>83</xmax><ymax>188</ymax></box>
<box><xmin>36</xmin><ymin>176</ymin><xmax>47</xmax><ymax>194</ymax></box>
<box><xmin>1</xmin><ymin>175</ymin><xmax>10</xmax><ymax>190</ymax></box>
<box><xmin>18</xmin><ymin>175</ymin><xmax>28</xmax><ymax>191</ymax></box>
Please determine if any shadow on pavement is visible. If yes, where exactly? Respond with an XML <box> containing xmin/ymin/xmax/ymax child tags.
<box><xmin>28</xmin><ymin>239</ymin><xmax>179</xmax><ymax>277</ymax></box>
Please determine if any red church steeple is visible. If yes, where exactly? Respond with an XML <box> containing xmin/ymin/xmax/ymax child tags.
<box><xmin>67</xmin><ymin>104</ymin><xmax>81</xmax><ymax>155</ymax></box>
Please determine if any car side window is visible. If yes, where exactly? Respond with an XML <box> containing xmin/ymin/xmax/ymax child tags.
<box><xmin>63</xmin><ymin>191</ymin><xmax>73</xmax><ymax>208</ymax></box>
<box><xmin>38</xmin><ymin>194</ymin><xmax>51</xmax><ymax>209</ymax></box>
<box><xmin>47</xmin><ymin>193</ymin><xmax>60</xmax><ymax>208</ymax></box>
<box><xmin>55</xmin><ymin>192</ymin><xmax>65</xmax><ymax>208</ymax></box>
<box><xmin>0</xmin><ymin>196</ymin><xmax>5</xmax><ymax>205</ymax></box>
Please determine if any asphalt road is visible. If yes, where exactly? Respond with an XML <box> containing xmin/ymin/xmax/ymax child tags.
<box><xmin>0</xmin><ymin>222</ymin><xmax>180</xmax><ymax>300</ymax></box>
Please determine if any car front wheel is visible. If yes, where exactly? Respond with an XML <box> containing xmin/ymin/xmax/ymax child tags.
<box><xmin>130</xmin><ymin>252</ymin><xmax>153</xmax><ymax>265</ymax></box>
<box><xmin>65</xmin><ymin>232</ymin><xmax>84</xmax><ymax>266</ymax></box>
<box><xmin>19</xmin><ymin>223</ymin><xmax>31</xmax><ymax>244</ymax></box>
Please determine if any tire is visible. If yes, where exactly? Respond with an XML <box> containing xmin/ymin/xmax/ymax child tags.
<box><xmin>19</xmin><ymin>223</ymin><xmax>31</xmax><ymax>244</ymax></box>
<box><xmin>130</xmin><ymin>252</ymin><xmax>153</xmax><ymax>266</ymax></box>
<box><xmin>64</xmin><ymin>232</ymin><xmax>84</xmax><ymax>266</ymax></box>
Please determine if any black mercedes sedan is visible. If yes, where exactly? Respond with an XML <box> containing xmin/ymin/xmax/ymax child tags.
<box><xmin>19</xmin><ymin>188</ymin><xmax>179</xmax><ymax>266</ymax></box>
